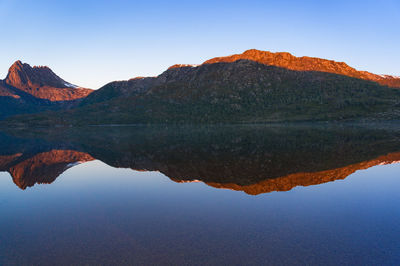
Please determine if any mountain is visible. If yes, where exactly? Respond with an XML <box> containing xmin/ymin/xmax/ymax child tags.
<box><xmin>5</xmin><ymin>60</ymin><xmax>92</xmax><ymax>101</ymax></box>
<box><xmin>83</xmin><ymin>49</ymin><xmax>400</xmax><ymax>106</ymax></box>
<box><xmin>0</xmin><ymin>61</ymin><xmax>92</xmax><ymax>119</ymax></box>
<box><xmin>84</xmin><ymin>49</ymin><xmax>400</xmax><ymax>104</ymax></box>
<box><xmin>4</xmin><ymin>49</ymin><xmax>400</xmax><ymax>125</ymax></box>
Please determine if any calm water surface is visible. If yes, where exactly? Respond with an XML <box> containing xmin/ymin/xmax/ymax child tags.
<box><xmin>0</xmin><ymin>125</ymin><xmax>399</xmax><ymax>265</ymax></box>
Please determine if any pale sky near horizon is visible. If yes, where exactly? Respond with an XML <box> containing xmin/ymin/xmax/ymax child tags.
<box><xmin>0</xmin><ymin>0</ymin><xmax>399</xmax><ymax>89</ymax></box>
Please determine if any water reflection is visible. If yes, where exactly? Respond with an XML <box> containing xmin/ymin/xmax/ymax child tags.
<box><xmin>1</xmin><ymin>124</ymin><xmax>400</xmax><ymax>194</ymax></box>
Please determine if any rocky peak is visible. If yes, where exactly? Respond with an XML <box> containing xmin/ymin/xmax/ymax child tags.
<box><xmin>10</xmin><ymin>60</ymin><xmax>23</xmax><ymax>69</ymax></box>
<box><xmin>4</xmin><ymin>60</ymin><xmax>92</xmax><ymax>101</ymax></box>
<box><xmin>6</xmin><ymin>60</ymin><xmax>72</xmax><ymax>89</ymax></box>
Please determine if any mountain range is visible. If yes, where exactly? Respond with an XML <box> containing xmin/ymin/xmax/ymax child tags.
<box><xmin>2</xmin><ymin>49</ymin><xmax>400</xmax><ymax>125</ymax></box>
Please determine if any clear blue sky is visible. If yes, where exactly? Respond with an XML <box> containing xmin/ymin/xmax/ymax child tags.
<box><xmin>0</xmin><ymin>0</ymin><xmax>399</xmax><ymax>89</ymax></box>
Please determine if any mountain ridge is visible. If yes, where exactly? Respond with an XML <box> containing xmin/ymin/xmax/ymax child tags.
<box><xmin>202</xmin><ymin>49</ymin><xmax>400</xmax><ymax>88</ymax></box>
<box><xmin>81</xmin><ymin>49</ymin><xmax>400</xmax><ymax>107</ymax></box>
<box><xmin>3</xmin><ymin>49</ymin><xmax>400</xmax><ymax>125</ymax></box>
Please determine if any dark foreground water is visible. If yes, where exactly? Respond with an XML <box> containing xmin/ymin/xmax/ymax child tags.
<box><xmin>0</xmin><ymin>125</ymin><xmax>399</xmax><ymax>265</ymax></box>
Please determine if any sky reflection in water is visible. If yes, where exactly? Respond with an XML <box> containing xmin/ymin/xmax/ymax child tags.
<box><xmin>0</xmin><ymin>125</ymin><xmax>400</xmax><ymax>265</ymax></box>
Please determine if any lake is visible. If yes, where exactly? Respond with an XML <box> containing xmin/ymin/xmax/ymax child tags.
<box><xmin>0</xmin><ymin>124</ymin><xmax>400</xmax><ymax>265</ymax></box>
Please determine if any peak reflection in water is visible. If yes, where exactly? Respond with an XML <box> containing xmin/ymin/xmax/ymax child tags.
<box><xmin>1</xmin><ymin>124</ymin><xmax>400</xmax><ymax>193</ymax></box>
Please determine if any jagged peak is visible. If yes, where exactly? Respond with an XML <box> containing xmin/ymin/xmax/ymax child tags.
<box><xmin>3</xmin><ymin>60</ymin><xmax>92</xmax><ymax>101</ymax></box>
<box><xmin>7</xmin><ymin>60</ymin><xmax>27</xmax><ymax>74</ymax></box>
<box><xmin>7</xmin><ymin>60</ymin><xmax>53</xmax><ymax>73</ymax></box>
<box><xmin>11</xmin><ymin>60</ymin><xmax>23</xmax><ymax>67</ymax></box>
<box><xmin>7</xmin><ymin>60</ymin><xmax>52</xmax><ymax>77</ymax></box>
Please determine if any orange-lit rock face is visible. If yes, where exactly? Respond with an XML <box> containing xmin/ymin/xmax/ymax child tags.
<box><xmin>205</xmin><ymin>152</ymin><xmax>400</xmax><ymax>195</ymax></box>
<box><xmin>5</xmin><ymin>61</ymin><xmax>92</xmax><ymax>101</ymax></box>
<box><xmin>202</xmin><ymin>49</ymin><xmax>400</xmax><ymax>88</ymax></box>
<box><xmin>0</xmin><ymin>150</ymin><xmax>94</xmax><ymax>189</ymax></box>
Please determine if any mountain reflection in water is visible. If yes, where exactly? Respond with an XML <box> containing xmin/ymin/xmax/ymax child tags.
<box><xmin>1</xmin><ymin>124</ymin><xmax>400</xmax><ymax>194</ymax></box>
